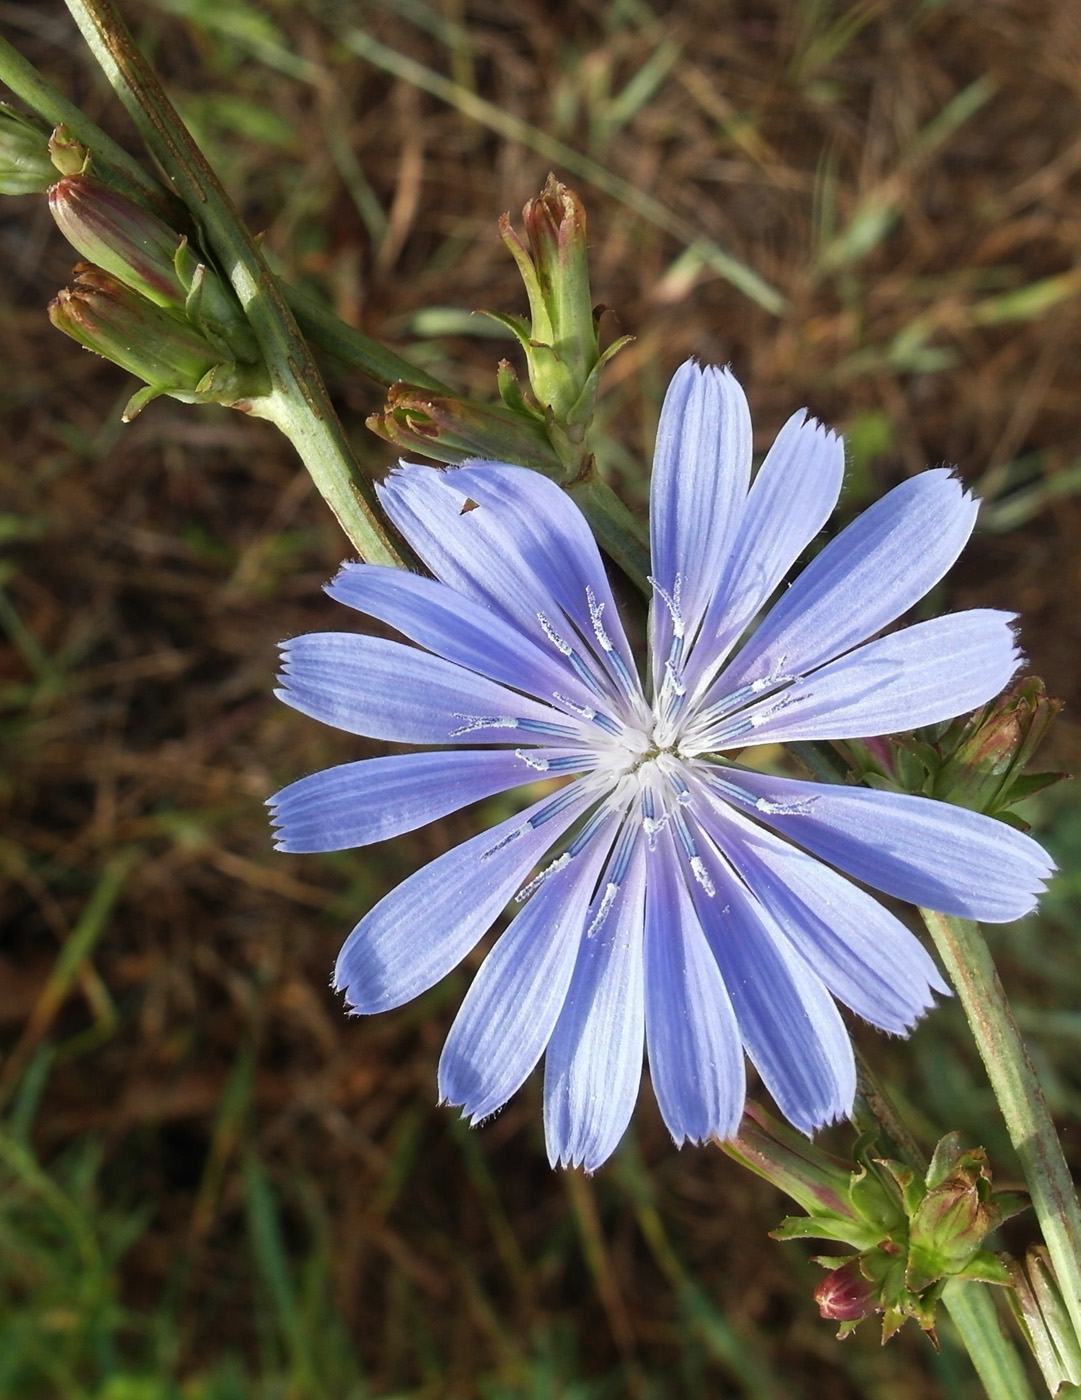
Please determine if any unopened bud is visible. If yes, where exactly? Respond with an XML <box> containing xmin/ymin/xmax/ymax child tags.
<box><xmin>367</xmin><ymin>383</ymin><xmax>562</xmax><ymax>473</ymax></box>
<box><xmin>47</xmin><ymin>125</ymin><xmax>90</xmax><ymax>177</ymax></box>
<box><xmin>48</xmin><ymin>263</ymin><xmax>268</xmax><ymax>418</ymax></box>
<box><xmin>49</xmin><ymin>175</ymin><xmax>189</xmax><ymax>309</ymax></box>
<box><xmin>48</xmin><ymin>175</ymin><xmax>259</xmax><ymax>364</ymax></box>
<box><xmin>486</xmin><ymin>175</ymin><xmax>630</xmax><ymax>471</ymax></box>
<box><xmin>723</xmin><ymin>1105</ymin><xmax>901</xmax><ymax>1250</ymax></box>
<box><xmin>905</xmin><ymin>1134</ymin><xmax>1015</xmax><ymax>1292</ymax></box>
<box><xmin>932</xmin><ymin>678</ymin><xmax>1066</xmax><ymax>817</ymax></box>
<box><xmin>0</xmin><ymin>105</ymin><xmax>54</xmax><ymax>195</ymax></box>
<box><xmin>814</xmin><ymin>1257</ymin><xmax>876</xmax><ymax>1325</ymax></box>
<box><xmin>49</xmin><ymin>265</ymin><xmax>220</xmax><ymax>387</ymax></box>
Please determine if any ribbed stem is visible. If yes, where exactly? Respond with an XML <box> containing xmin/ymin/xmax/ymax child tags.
<box><xmin>922</xmin><ymin>909</ymin><xmax>1081</xmax><ymax>1353</ymax></box>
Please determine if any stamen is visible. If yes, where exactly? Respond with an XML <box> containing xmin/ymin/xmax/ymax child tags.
<box><xmin>753</xmin><ymin>794</ymin><xmax>818</xmax><ymax>817</ymax></box>
<box><xmin>482</xmin><ymin>824</ymin><xmax>528</xmax><ymax>857</ymax></box>
<box><xmin>451</xmin><ymin>713</ymin><xmax>581</xmax><ymax>740</ymax></box>
<box><xmin>648</xmin><ymin>573</ymin><xmax>685</xmax><ymax>638</ymax></box>
<box><xmin>608</xmin><ymin>825</ymin><xmax>638</xmax><ymax>885</ymax></box>
<box><xmin>668</xmin><ymin>771</ymin><xmax>692</xmax><ymax>805</ymax></box>
<box><xmin>663</xmin><ymin>659</ymin><xmax>686</xmax><ymax>700</ymax></box>
<box><xmin>690</xmin><ymin>855</ymin><xmax>715</xmax><ymax>897</ymax></box>
<box><xmin>515</xmin><ymin>852</ymin><xmax>571</xmax><ymax>902</ymax></box>
<box><xmin>537</xmin><ymin>612</ymin><xmax>572</xmax><ymax>655</ymax></box>
<box><xmin>583</xmin><ymin>586</ymin><xmax>641</xmax><ymax>703</ymax></box>
<box><xmin>515</xmin><ymin>749</ymin><xmax>550</xmax><ymax>771</ymax></box>
<box><xmin>517</xmin><ymin>717</ymin><xmax>587</xmax><ymax>739</ymax></box>
<box><xmin>530</xmin><ymin>784</ymin><xmax>591</xmax><ymax>828</ymax></box>
<box><xmin>451</xmin><ymin>714</ymin><xmax>518</xmax><ymax>736</ymax></box>
<box><xmin>586</xmin><ymin>587</ymin><xmax>613</xmax><ymax>652</ymax></box>
<box><xmin>552</xmin><ymin>693</ymin><xmax>596</xmax><ymax>720</ymax></box>
<box><xmin>707</xmin><ymin>775</ymin><xmax>818</xmax><ymax>817</ymax></box>
<box><xmin>538</xmin><ymin>612</ymin><xmax>608</xmax><ymax>699</ymax></box>
<box><xmin>566</xmin><ymin>806</ymin><xmax>615</xmax><ymax>858</ymax></box>
<box><xmin>586</xmin><ymin>882</ymin><xmax>618</xmax><ymax>938</ymax></box>
<box><xmin>546</xmin><ymin>754</ymin><xmax>599</xmax><ymax>774</ymax></box>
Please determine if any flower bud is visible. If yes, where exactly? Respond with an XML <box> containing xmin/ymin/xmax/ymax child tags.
<box><xmin>931</xmin><ymin>678</ymin><xmax>1066</xmax><ymax>817</ymax></box>
<box><xmin>0</xmin><ymin>105</ymin><xmax>54</xmax><ymax>195</ymax></box>
<box><xmin>367</xmin><ymin>383</ymin><xmax>562</xmax><ymax>474</ymax></box>
<box><xmin>47</xmin><ymin>175</ymin><xmax>259</xmax><ymax>364</ymax></box>
<box><xmin>728</xmin><ymin>1113</ymin><xmax>1018</xmax><ymax>1342</ymax></box>
<box><xmin>723</xmin><ymin>1105</ymin><xmax>902</xmax><ymax>1250</ymax></box>
<box><xmin>49</xmin><ymin>174</ymin><xmax>189</xmax><ymax>309</ymax></box>
<box><xmin>833</xmin><ymin>677</ymin><xmax>1066</xmax><ymax>817</ymax></box>
<box><xmin>48</xmin><ymin>265</ymin><xmax>268</xmax><ymax>418</ymax></box>
<box><xmin>813</xmin><ymin>1257</ymin><xmax>876</xmax><ymax>1325</ymax></box>
<box><xmin>905</xmin><ymin>1134</ymin><xmax>1016</xmax><ymax>1291</ymax></box>
<box><xmin>49</xmin><ymin>265</ymin><xmax>219</xmax><ymax>385</ymax></box>
<box><xmin>486</xmin><ymin>175</ymin><xmax>631</xmax><ymax>474</ymax></box>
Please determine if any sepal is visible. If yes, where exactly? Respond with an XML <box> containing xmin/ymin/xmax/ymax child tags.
<box><xmin>0</xmin><ymin>105</ymin><xmax>54</xmax><ymax>194</ymax></box>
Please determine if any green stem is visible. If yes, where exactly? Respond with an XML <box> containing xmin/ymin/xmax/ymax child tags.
<box><xmin>0</xmin><ymin>30</ymin><xmax>174</xmax><ymax>216</ymax></box>
<box><xmin>0</xmin><ymin>28</ymin><xmax>464</xmax><ymax>403</ymax></box>
<box><xmin>566</xmin><ymin>472</ymin><xmax>650</xmax><ymax>594</ymax></box>
<box><xmin>1</xmin><ymin>22</ymin><xmax>663</xmax><ymax>584</ymax></box>
<box><xmin>277</xmin><ymin>279</ymin><xmax>451</xmax><ymax>394</ymax></box>
<box><xmin>942</xmin><ymin>1279</ymin><xmax>1040</xmax><ymax>1400</ymax></box>
<box><xmin>922</xmin><ymin>909</ymin><xmax>1081</xmax><ymax>1351</ymax></box>
<box><xmin>61</xmin><ymin>0</ymin><xmax>404</xmax><ymax>566</ymax></box>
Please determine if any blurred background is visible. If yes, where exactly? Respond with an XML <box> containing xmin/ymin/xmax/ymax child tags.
<box><xmin>2</xmin><ymin>1</ymin><xmax>1081</xmax><ymax>1396</ymax></box>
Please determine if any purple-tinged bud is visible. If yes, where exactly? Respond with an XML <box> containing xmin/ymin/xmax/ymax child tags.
<box><xmin>725</xmin><ymin>1104</ymin><xmax>852</xmax><ymax>1217</ymax></box>
<box><xmin>931</xmin><ymin>677</ymin><xmax>1066</xmax><ymax>818</ymax></box>
<box><xmin>723</xmin><ymin>1105</ymin><xmax>902</xmax><ymax>1252</ymax></box>
<box><xmin>49</xmin><ymin>175</ymin><xmax>189</xmax><ymax>309</ymax></box>
<box><xmin>367</xmin><ymin>384</ymin><xmax>563</xmax><ymax>474</ymax></box>
<box><xmin>48</xmin><ymin>176</ymin><xmax>259</xmax><ymax>364</ymax></box>
<box><xmin>0</xmin><ymin>105</ymin><xmax>54</xmax><ymax>195</ymax></box>
<box><xmin>49</xmin><ymin>265</ymin><xmax>219</xmax><ymax>385</ymax></box>
<box><xmin>813</xmin><ymin>1257</ymin><xmax>876</xmax><ymax>1324</ymax></box>
<box><xmin>47</xmin><ymin>265</ymin><xmax>268</xmax><ymax>418</ymax></box>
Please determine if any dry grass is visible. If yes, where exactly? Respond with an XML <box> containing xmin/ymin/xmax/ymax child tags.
<box><xmin>2</xmin><ymin>0</ymin><xmax>1081</xmax><ymax>1395</ymax></box>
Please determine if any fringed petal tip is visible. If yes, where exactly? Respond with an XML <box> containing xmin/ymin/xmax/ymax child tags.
<box><xmin>323</xmin><ymin>560</ymin><xmax>360</xmax><ymax>596</ymax></box>
<box><xmin>438</xmin><ymin>1093</ymin><xmax>502</xmax><ymax>1131</ymax></box>
<box><xmin>664</xmin><ymin>1111</ymin><xmax>744</xmax><ymax>1152</ymax></box>
<box><xmin>545</xmin><ymin>1144</ymin><xmax>604</xmax><ymax>1176</ymax></box>
<box><xmin>784</xmin><ymin>1096</ymin><xmax>854</xmax><ymax>1139</ymax></box>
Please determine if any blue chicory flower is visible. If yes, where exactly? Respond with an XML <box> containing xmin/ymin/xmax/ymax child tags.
<box><xmin>270</xmin><ymin>361</ymin><xmax>1053</xmax><ymax>1172</ymax></box>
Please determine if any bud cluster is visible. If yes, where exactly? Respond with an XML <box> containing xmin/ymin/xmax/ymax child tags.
<box><xmin>835</xmin><ymin>678</ymin><xmax>1066</xmax><ymax>828</ymax></box>
<box><xmin>725</xmin><ymin>1108</ymin><xmax>1023</xmax><ymax>1342</ymax></box>
<box><xmin>18</xmin><ymin>128</ymin><xmax>270</xmax><ymax>418</ymax></box>
<box><xmin>371</xmin><ymin>176</ymin><xmax>632</xmax><ymax>480</ymax></box>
